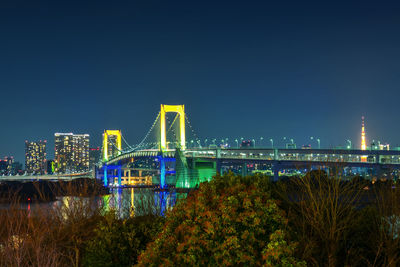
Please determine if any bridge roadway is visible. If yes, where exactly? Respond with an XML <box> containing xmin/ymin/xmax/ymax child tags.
<box><xmin>0</xmin><ymin>172</ymin><xmax>93</xmax><ymax>182</ymax></box>
<box><xmin>106</xmin><ymin>147</ymin><xmax>400</xmax><ymax>166</ymax></box>
<box><xmin>103</xmin><ymin>147</ymin><xmax>400</xmax><ymax>181</ymax></box>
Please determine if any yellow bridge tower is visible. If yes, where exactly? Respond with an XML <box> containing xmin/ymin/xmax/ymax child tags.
<box><xmin>103</xmin><ymin>130</ymin><xmax>122</xmax><ymax>161</ymax></box>
<box><xmin>160</xmin><ymin>104</ymin><xmax>186</xmax><ymax>151</ymax></box>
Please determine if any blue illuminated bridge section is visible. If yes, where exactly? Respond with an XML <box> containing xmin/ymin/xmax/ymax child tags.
<box><xmin>105</xmin><ymin>148</ymin><xmax>400</xmax><ymax>166</ymax></box>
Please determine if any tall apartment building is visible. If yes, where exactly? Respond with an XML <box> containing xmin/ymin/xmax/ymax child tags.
<box><xmin>55</xmin><ymin>133</ymin><xmax>73</xmax><ymax>173</ymax></box>
<box><xmin>72</xmin><ymin>134</ymin><xmax>90</xmax><ymax>172</ymax></box>
<box><xmin>25</xmin><ymin>140</ymin><xmax>47</xmax><ymax>174</ymax></box>
<box><xmin>55</xmin><ymin>133</ymin><xmax>89</xmax><ymax>173</ymax></box>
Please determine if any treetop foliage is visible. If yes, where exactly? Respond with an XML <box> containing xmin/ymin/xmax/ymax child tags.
<box><xmin>138</xmin><ymin>173</ymin><xmax>305</xmax><ymax>266</ymax></box>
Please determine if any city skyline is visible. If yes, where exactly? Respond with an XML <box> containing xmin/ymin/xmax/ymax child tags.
<box><xmin>2</xmin><ymin>114</ymin><xmax>394</xmax><ymax>164</ymax></box>
<box><xmin>2</xmin><ymin>1</ymin><xmax>400</xmax><ymax>161</ymax></box>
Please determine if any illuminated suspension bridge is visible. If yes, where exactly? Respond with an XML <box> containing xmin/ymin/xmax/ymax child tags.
<box><xmin>98</xmin><ymin>105</ymin><xmax>400</xmax><ymax>188</ymax></box>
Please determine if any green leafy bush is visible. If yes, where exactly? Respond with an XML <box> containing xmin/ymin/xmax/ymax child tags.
<box><xmin>137</xmin><ymin>173</ymin><xmax>304</xmax><ymax>266</ymax></box>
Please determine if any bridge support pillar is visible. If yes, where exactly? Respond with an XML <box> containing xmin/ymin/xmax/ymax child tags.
<box><xmin>118</xmin><ymin>164</ymin><xmax>122</xmax><ymax>186</ymax></box>
<box><xmin>103</xmin><ymin>165</ymin><xmax>108</xmax><ymax>187</ymax></box>
<box><xmin>274</xmin><ymin>149</ymin><xmax>278</xmax><ymax>160</ymax></box>
<box><xmin>160</xmin><ymin>157</ymin><xmax>166</xmax><ymax>189</ymax></box>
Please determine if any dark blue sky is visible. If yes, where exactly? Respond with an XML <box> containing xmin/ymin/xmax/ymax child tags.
<box><xmin>1</xmin><ymin>0</ymin><xmax>400</xmax><ymax>162</ymax></box>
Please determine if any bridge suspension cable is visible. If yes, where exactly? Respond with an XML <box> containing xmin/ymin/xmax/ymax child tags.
<box><xmin>165</xmin><ymin>113</ymin><xmax>180</xmax><ymax>148</ymax></box>
<box><xmin>167</xmin><ymin>113</ymin><xmax>179</xmax><ymax>135</ymax></box>
<box><xmin>130</xmin><ymin>111</ymin><xmax>161</xmax><ymax>151</ymax></box>
<box><xmin>121</xmin><ymin>133</ymin><xmax>133</xmax><ymax>150</ymax></box>
<box><xmin>185</xmin><ymin>113</ymin><xmax>201</xmax><ymax>146</ymax></box>
<box><xmin>107</xmin><ymin>135</ymin><xmax>124</xmax><ymax>153</ymax></box>
<box><xmin>102</xmin><ymin>107</ymin><xmax>202</xmax><ymax>162</ymax></box>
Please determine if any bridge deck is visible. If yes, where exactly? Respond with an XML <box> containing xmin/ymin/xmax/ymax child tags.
<box><xmin>104</xmin><ymin>148</ymin><xmax>400</xmax><ymax>166</ymax></box>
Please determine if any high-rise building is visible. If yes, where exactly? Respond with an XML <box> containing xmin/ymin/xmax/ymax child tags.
<box><xmin>55</xmin><ymin>133</ymin><xmax>73</xmax><ymax>173</ymax></box>
<box><xmin>72</xmin><ymin>134</ymin><xmax>90</xmax><ymax>172</ymax></box>
<box><xmin>25</xmin><ymin>140</ymin><xmax>47</xmax><ymax>174</ymax></box>
<box><xmin>55</xmin><ymin>133</ymin><xmax>89</xmax><ymax>173</ymax></box>
<box><xmin>379</xmin><ymin>143</ymin><xmax>390</xmax><ymax>151</ymax></box>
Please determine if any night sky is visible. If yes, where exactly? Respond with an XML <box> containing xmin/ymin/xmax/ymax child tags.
<box><xmin>1</xmin><ymin>0</ymin><xmax>400</xmax><ymax>162</ymax></box>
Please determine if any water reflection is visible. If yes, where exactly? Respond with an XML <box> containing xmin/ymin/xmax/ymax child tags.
<box><xmin>103</xmin><ymin>188</ymin><xmax>184</xmax><ymax>218</ymax></box>
<box><xmin>1</xmin><ymin>188</ymin><xmax>186</xmax><ymax>220</ymax></box>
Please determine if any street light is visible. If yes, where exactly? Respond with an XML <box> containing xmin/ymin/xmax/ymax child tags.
<box><xmin>270</xmin><ymin>138</ymin><xmax>274</xmax><ymax>148</ymax></box>
<box><xmin>311</xmin><ymin>136</ymin><xmax>321</xmax><ymax>149</ymax></box>
<box><xmin>212</xmin><ymin>139</ymin><xmax>216</xmax><ymax>145</ymax></box>
<box><xmin>190</xmin><ymin>140</ymin><xmax>194</xmax><ymax>148</ymax></box>
<box><xmin>346</xmin><ymin>139</ymin><xmax>352</xmax><ymax>149</ymax></box>
<box><xmin>260</xmin><ymin>137</ymin><xmax>264</xmax><ymax>147</ymax></box>
<box><xmin>204</xmin><ymin>139</ymin><xmax>208</xmax><ymax>148</ymax></box>
<box><xmin>252</xmin><ymin>139</ymin><xmax>256</xmax><ymax>148</ymax></box>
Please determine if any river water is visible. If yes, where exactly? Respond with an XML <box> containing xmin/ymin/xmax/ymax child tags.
<box><xmin>3</xmin><ymin>187</ymin><xmax>187</xmax><ymax>219</ymax></box>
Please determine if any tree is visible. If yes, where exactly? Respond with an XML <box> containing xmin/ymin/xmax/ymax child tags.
<box><xmin>82</xmin><ymin>213</ymin><xmax>164</xmax><ymax>267</ymax></box>
<box><xmin>275</xmin><ymin>170</ymin><xmax>363</xmax><ymax>266</ymax></box>
<box><xmin>137</xmin><ymin>173</ymin><xmax>304</xmax><ymax>266</ymax></box>
<box><xmin>369</xmin><ymin>181</ymin><xmax>400</xmax><ymax>266</ymax></box>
